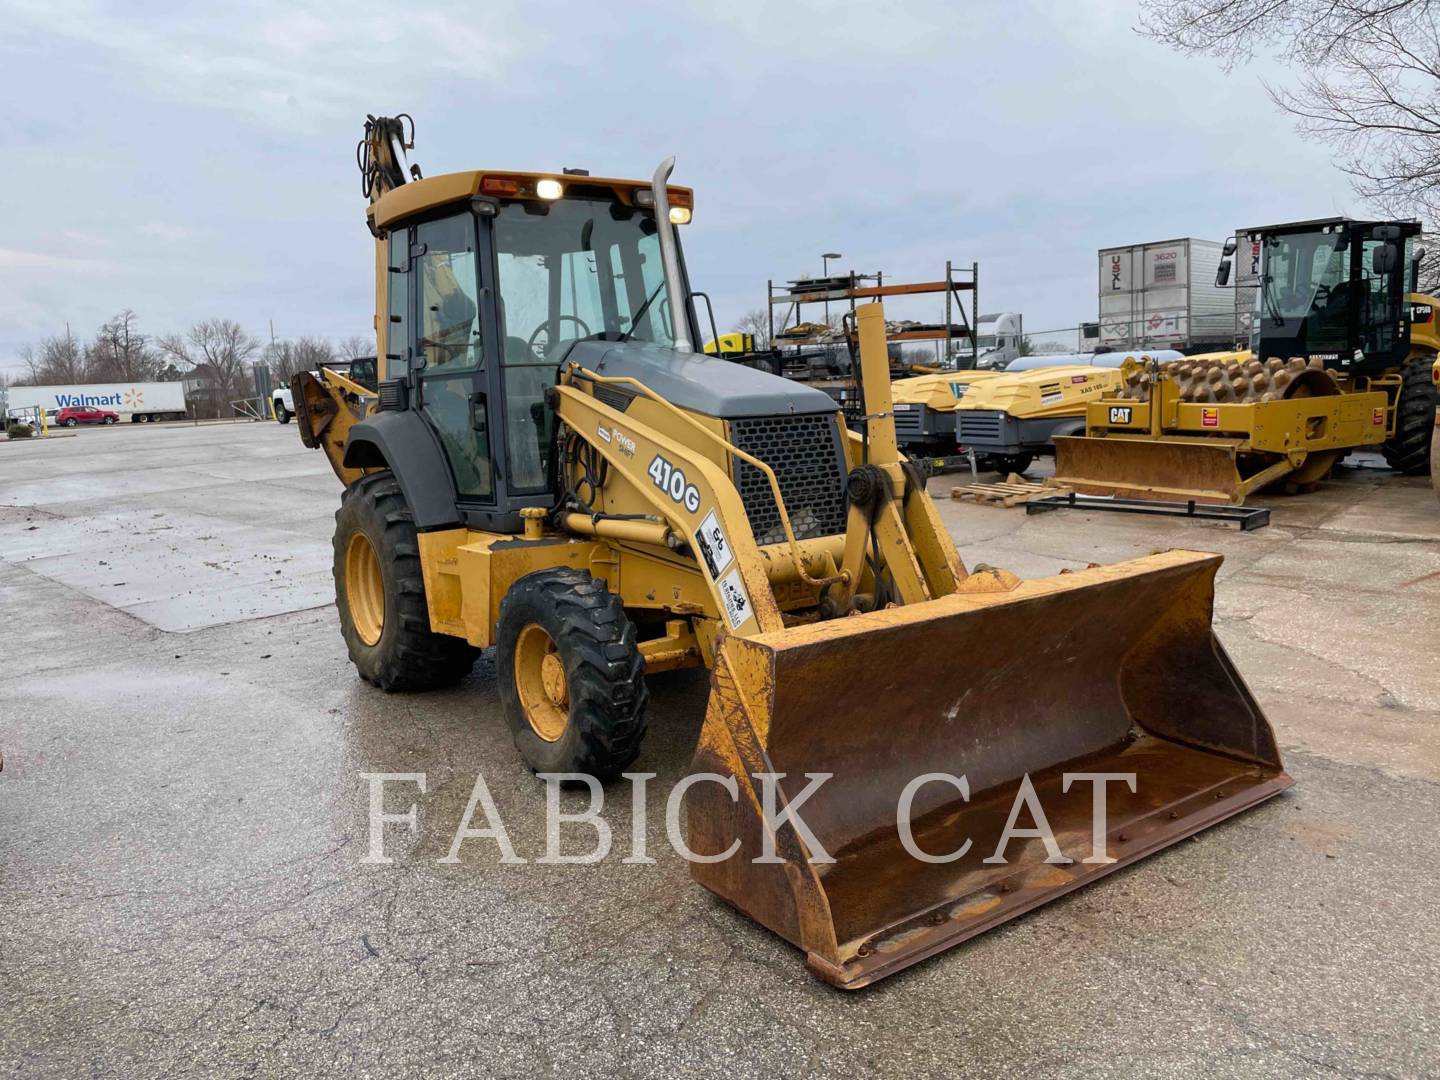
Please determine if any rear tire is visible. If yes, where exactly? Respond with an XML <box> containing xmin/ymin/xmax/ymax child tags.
<box><xmin>496</xmin><ymin>568</ymin><xmax>648</xmax><ymax>781</ymax></box>
<box><xmin>64</xmin><ymin>418</ymin><xmax>77</xmax><ymax>427</ymax></box>
<box><xmin>1381</xmin><ymin>356</ymin><xmax>1436</xmax><ymax>475</ymax></box>
<box><xmin>333</xmin><ymin>471</ymin><xmax>478</xmax><ymax>691</ymax></box>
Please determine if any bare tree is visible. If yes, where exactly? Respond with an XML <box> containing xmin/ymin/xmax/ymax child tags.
<box><xmin>337</xmin><ymin>334</ymin><xmax>372</xmax><ymax>359</ymax></box>
<box><xmin>1138</xmin><ymin>1</ymin><xmax>1440</xmax><ymax>225</ymax></box>
<box><xmin>18</xmin><ymin>327</ymin><xmax>89</xmax><ymax>385</ymax></box>
<box><xmin>265</xmin><ymin>336</ymin><xmax>337</xmax><ymax>383</ymax></box>
<box><xmin>160</xmin><ymin>319</ymin><xmax>260</xmax><ymax>404</ymax></box>
<box><xmin>88</xmin><ymin>310</ymin><xmax>160</xmax><ymax>382</ymax></box>
<box><xmin>734</xmin><ymin>308</ymin><xmax>772</xmax><ymax>350</ymax></box>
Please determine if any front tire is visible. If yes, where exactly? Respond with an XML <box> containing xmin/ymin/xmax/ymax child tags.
<box><xmin>1382</xmin><ymin>356</ymin><xmax>1436</xmax><ymax>475</ymax></box>
<box><xmin>103</xmin><ymin>416</ymin><xmax>116</xmax><ymax>425</ymax></box>
<box><xmin>496</xmin><ymin>568</ymin><xmax>648</xmax><ymax>781</ymax></box>
<box><xmin>275</xmin><ymin>403</ymin><xmax>291</xmax><ymax>424</ymax></box>
<box><xmin>333</xmin><ymin>472</ymin><xmax>478</xmax><ymax>691</ymax></box>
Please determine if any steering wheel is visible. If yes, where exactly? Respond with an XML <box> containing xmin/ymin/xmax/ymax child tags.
<box><xmin>527</xmin><ymin>315</ymin><xmax>592</xmax><ymax>358</ymax></box>
<box><xmin>1310</xmin><ymin>283</ymin><xmax>1333</xmax><ymax>310</ymax></box>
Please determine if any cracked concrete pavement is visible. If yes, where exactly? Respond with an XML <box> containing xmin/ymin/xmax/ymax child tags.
<box><xmin>1</xmin><ymin>421</ymin><xmax>1438</xmax><ymax>1078</ymax></box>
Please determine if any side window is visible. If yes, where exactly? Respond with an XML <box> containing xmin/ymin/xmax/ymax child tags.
<box><xmin>416</xmin><ymin>216</ymin><xmax>482</xmax><ymax>372</ymax></box>
<box><xmin>386</xmin><ymin>230</ymin><xmax>409</xmax><ymax>373</ymax></box>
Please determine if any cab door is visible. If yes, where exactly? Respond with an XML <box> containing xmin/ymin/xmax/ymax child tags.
<box><xmin>394</xmin><ymin>213</ymin><xmax>495</xmax><ymax>502</ymax></box>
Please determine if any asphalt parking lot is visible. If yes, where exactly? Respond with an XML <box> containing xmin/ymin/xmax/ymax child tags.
<box><xmin>2</xmin><ymin>420</ymin><xmax>1438</xmax><ymax>1078</ymax></box>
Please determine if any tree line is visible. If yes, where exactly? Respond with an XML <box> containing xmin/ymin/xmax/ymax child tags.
<box><xmin>11</xmin><ymin>310</ymin><xmax>369</xmax><ymax>408</ymax></box>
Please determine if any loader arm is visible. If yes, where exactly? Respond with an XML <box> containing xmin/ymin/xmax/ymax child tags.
<box><xmin>553</xmin><ymin>379</ymin><xmax>785</xmax><ymax>636</ymax></box>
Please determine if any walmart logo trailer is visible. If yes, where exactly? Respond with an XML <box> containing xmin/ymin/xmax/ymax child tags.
<box><xmin>54</xmin><ymin>391</ymin><xmax>127</xmax><ymax>407</ymax></box>
<box><xmin>2</xmin><ymin>381</ymin><xmax>190</xmax><ymax>422</ymax></box>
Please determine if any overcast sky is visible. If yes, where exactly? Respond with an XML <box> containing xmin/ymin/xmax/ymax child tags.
<box><xmin>1</xmin><ymin>0</ymin><xmax>1361</xmax><ymax>377</ymax></box>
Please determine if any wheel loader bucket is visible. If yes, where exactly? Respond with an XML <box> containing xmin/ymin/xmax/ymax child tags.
<box><xmin>1052</xmin><ymin>434</ymin><xmax>1257</xmax><ymax>505</ymax></box>
<box><xmin>686</xmin><ymin>549</ymin><xmax>1291</xmax><ymax>989</ymax></box>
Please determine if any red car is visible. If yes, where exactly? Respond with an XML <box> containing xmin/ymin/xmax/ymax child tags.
<box><xmin>56</xmin><ymin>405</ymin><xmax>119</xmax><ymax>427</ymax></box>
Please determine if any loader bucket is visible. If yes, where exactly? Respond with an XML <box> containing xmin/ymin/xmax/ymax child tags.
<box><xmin>1052</xmin><ymin>434</ymin><xmax>1268</xmax><ymax>505</ymax></box>
<box><xmin>686</xmin><ymin>549</ymin><xmax>1291</xmax><ymax>989</ymax></box>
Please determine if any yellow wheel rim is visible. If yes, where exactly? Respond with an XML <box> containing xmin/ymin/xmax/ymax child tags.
<box><xmin>514</xmin><ymin>623</ymin><xmax>569</xmax><ymax>742</ymax></box>
<box><xmin>345</xmin><ymin>531</ymin><xmax>385</xmax><ymax>647</ymax></box>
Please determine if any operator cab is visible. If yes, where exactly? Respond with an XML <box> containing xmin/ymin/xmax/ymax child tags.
<box><xmin>371</xmin><ymin>172</ymin><xmax>700</xmax><ymax>529</ymax></box>
<box><xmin>1223</xmin><ymin>217</ymin><xmax>1421</xmax><ymax>373</ymax></box>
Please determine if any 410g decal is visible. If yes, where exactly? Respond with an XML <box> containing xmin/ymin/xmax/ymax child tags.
<box><xmin>647</xmin><ymin>454</ymin><xmax>701</xmax><ymax>514</ymax></box>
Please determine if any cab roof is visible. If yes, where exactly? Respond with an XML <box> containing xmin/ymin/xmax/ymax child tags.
<box><xmin>369</xmin><ymin>169</ymin><xmax>694</xmax><ymax>230</ymax></box>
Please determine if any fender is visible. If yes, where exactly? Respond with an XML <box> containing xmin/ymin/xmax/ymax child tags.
<box><xmin>344</xmin><ymin>410</ymin><xmax>461</xmax><ymax>529</ymax></box>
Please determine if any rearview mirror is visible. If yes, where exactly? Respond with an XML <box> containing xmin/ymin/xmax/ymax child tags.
<box><xmin>1222</xmin><ymin>238</ymin><xmax>1237</xmax><ymax>257</ymax></box>
<box><xmin>1371</xmin><ymin>224</ymin><xmax>1403</xmax><ymax>242</ymax></box>
<box><xmin>1215</xmin><ymin>259</ymin><xmax>1232</xmax><ymax>287</ymax></box>
<box><xmin>1372</xmin><ymin>242</ymin><xmax>1399</xmax><ymax>275</ymax></box>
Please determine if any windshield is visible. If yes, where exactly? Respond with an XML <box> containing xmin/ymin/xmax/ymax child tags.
<box><xmin>1261</xmin><ymin>230</ymin><xmax>1347</xmax><ymax>352</ymax></box>
<box><xmin>974</xmin><ymin>334</ymin><xmax>997</xmax><ymax>350</ymax></box>
<box><xmin>492</xmin><ymin>194</ymin><xmax>684</xmax><ymax>492</ymax></box>
<box><xmin>493</xmin><ymin>196</ymin><xmax>679</xmax><ymax>359</ymax></box>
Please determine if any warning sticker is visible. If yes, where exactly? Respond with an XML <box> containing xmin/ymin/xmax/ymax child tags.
<box><xmin>1071</xmin><ymin>374</ymin><xmax>1088</xmax><ymax>384</ymax></box>
<box><xmin>1372</xmin><ymin>407</ymin><xmax>1386</xmax><ymax>426</ymax></box>
<box><xmin>695</xmin><ymin>509</ymin><xmax>734</xmax><ymax>579</ymax></box>
<box><xmin>1201</xmin><ymin>407</ymin><xmax>1219</xmax><ymax>428</ymax></box>
<box><xmin>1041</xmin><ymin>391</ymin><xmax>1063</xmax><ymax>405</ymax></box>
<box><xmin>717</xmin><ymin>568</ymin><xmax>752</xmax><ymax>631</ymax></box>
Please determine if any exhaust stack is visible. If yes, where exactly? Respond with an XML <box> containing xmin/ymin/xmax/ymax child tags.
<box><xmin>650</xmin><ymin>156</ymin><xmax>694</xmax><ymax>354</ymax></box>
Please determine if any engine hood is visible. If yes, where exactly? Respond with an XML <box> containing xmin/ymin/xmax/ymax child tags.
<box><xmin>562</xmin><ymin>339</ymin><xmax>841</xmax><ymax>419</ymax></box>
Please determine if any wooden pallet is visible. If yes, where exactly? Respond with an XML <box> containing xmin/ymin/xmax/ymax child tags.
<box><xmin>950</xmin><ymin>475</ymin><xmax>1069</xmax><ymax>508</ymax></box>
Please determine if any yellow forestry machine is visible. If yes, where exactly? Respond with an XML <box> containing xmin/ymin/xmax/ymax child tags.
<box><xmin>295</xmin><ymin>115</ymin><xmax>1292</xmax><ymax>989</ymax></box>
<box><xmin>1055</xmin><ymin>218</ymin><xmax>1439</xmax><ymax>503</ymax></box>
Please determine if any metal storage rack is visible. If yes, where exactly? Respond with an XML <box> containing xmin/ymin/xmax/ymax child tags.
<box><xmin>766</xmin><ymin>260</ymin><xmax>980</xmax><ymax>365</ymax></box>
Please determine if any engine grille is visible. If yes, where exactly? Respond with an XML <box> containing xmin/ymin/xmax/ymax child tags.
<box><xmin>593</xmin><ymin>383</ymin><xmax>634</xmax><ymax>413</ymax></box>
<box><xmin>893</xmin><ymin>405</ymin><xmax>925</xmax><ymax>439</ymax></box>
<box><xmin>957</xmin><ymin>410</ymin><xmax>1005</xmax><ymax>442</ymax></box>
<box><xmin>728</xmin><ymin>413</ymin><xmax>849</xmax><ymax>546</ymax></box>
<box><xmin>377</xmin><ymin>379</ymin><xmax>407</xmax><ymax>411</ymax></box>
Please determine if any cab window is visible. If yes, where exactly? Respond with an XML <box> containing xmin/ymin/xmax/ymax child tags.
<box><xmin>492</xmin><ymin>194</ymin><xmax>682</xmax><ymax>493</ymax></box>
<box><xmin>416</xmin><ymin>216</ymin><xmax>482</xmax><ymax>372</ymax></box>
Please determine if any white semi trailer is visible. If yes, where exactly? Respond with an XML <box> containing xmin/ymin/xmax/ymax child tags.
<box><xmin>1098</xmin><ymin>238</ymin><xmax>1239</xmax><ymax>353</ymax></box>
<box><xmin>1</xmin><ymin>381</ymin><xmax>189</xmax><ymax>423</ymax></box>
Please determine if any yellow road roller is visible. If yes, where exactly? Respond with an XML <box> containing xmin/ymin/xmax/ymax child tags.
<box><xmin>1056</xmin><ymin>217</ymin><xmax>1440</xmax><ymax>503</ymax></box>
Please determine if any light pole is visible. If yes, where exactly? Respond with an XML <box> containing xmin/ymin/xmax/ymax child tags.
<box><xmin>821</xmin><ymin>252</ymin><xmax>842</xmax><ymax>323</ymax></box>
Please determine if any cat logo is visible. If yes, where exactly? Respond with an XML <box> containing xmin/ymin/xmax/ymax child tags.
<box><xmin>1108</xmin><ymin>406</ymin><xmax>1133</xmax><ymax>424</ymax></box>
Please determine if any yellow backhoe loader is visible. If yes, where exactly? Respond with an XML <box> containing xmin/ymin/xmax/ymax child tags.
<box><xmin>1055</xmin><ymin>218</ymin><xmax>1440</xmax><ymax>503</ymax></box>
<box><xmin>295</xmin><ymin>115</ymin><xmax>1292</xmax><ymax>989</ymax></box>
